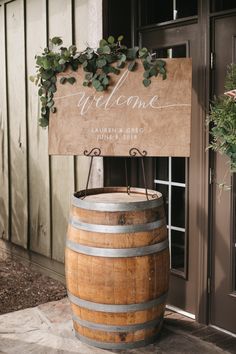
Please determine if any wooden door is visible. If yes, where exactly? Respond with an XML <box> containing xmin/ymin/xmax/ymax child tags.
<box><xmin>210</xmin><ymin>14</ymin><xmax>236</xmax><ymax>334</ymax></box>
<box><xmin>139</xmin><ymin>23</ymin><xmax>200</xmax><ymax>316</ymax></box>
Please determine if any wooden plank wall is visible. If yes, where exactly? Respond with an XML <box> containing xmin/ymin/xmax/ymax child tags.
<box><xmin>0</xmin><ymin>0</ymin><xmax>103</xmax><ymax>274</ymax></box>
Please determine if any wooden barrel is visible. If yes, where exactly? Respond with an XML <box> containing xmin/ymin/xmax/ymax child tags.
<box><xmin>65</xmin><ymin>187</ymin><xmax>169</xmax><ymax>350</ymax></box>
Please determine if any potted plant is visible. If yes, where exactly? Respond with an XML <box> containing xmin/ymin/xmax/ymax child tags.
<box><xmin>208</xmin><ymin>64</ymin><xmax>236</xmax><ymax>173</ymax></box>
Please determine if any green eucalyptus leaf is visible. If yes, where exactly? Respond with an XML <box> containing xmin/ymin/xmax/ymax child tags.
<box><xmin>143</xmin><ymin>70</ymin><xmax>150</xmax><ymax>79</ymax></box>
<box><xmin>56</xmin><ymin>64</ymin><xmax>65</xmax><ymax>72</ymax></box>
<box><xmin>97</xmin><ymin>58</ymin><xmax>107</xmax><ymax>68</ymax></box>
<box><xmin>67</xmin><ymin>77</ymin><xmax>76</xmax><ymax>85</ymax></box>
<box><xmin>156</xmin><ymin>59</ymin><xmax>166</xmax><ymax>67</ymax></box>
<box><xmin>60</xmin><ymin>77</ymin><xmax>67</xmax><ymax>84</ymax></box>
<box><xmin>118</xmin><ymin>35</ymin><xmax>124</xmax><ymax>41</ymax></box>
<box><xmin>110</xmin><ymin>67</ymin><xmax>120</xmax><ymax>75</ymax></box>
<box><xmin>41</xmin><ymin>70</ymin><xmax>54</xmax><ymax>80</ymax></box>
<box><xmin>85</xmin><ymin>72</ymin><xmax>93</xmax><ymax>80</ymax></box>
<box><xmin>143</xmin><ymin>78</ymin><xmax>151</xmax><ymax>87</ymax></box>
<box><xmin>102</xmin><ymin>76</ymin><xmax>109</xmax><ymax>85</ymax></box>
<box><xmin>139</xmin><ymin>47</ymin><xmax>148</xmax><ymax>58</ymax></box>
<box><xmin>41</xmin><ymin>107</ymin><xmax>47</xmax><ymax>115</ymax></box>
<box><xmin>117</xmin><ymin>60</ymin><xmax>125</xmax><ymax>69</ymax></box>
<box><xmin>39</xmin><ymin>117</ymin><xmax>49</xmax><ymax>127</ymax></box>
<box><xmin>38</xmin><ymin>88</ymin><xmax>44</xmax><ymax>96</ymax></box>
<box><xmin>96</xmin><ymin>85</ymin><xmax>104</xmax><ymax>92</ymax></box>
<box><xmin>51</xmin><ymin>37</ymin><xmax>63</xmax><ymax>46</ymax></box>
<box><xmin>71</xmin><ymin>60</ymin><xmax>79</xmax><ymax>71</ymax></box>
<box><xmin>142</xmin><ymin>60</ymin><xmax>151</xmax><ymax>71</ymax></box>
<box><xmin>87</xmin><ymin>53</ymin><xmax>94</xmax><ymax>60</ymax></box>
<box><xmin>159</xmin><ymin>67</ymin><xmax>166</xmax><ymax>75</ymax></box>
<box><xmin>128</xmin><ymin>61</ymin><xmax>137</xmax><ymax>72</ymax></box>
<box><xmin>99</xmin><ymin>73</ymin><xmax>106</xmax><ymax>80</ymax></box>
<box><xmin>48</xmin><ymin>84</ymin><xmax>56</xmax><ymax>93</ymax></box>
<box><xmin>69</xmin><ymin>45</ymin><xmax>77</xmax><ymax>54</ymax></box>
<box><xmin>102</xmin><ymin>65</ymin><xmax>111</xmax><ymax>74</ymax></box>
<box><xmin>40</xmin><ymin>96</ymin><xmax>47</xmax><ymax>104</ymax></box>
<box><xmin>47</xmin><ymin>99</ymin><xmax>54</xmax><ymax>108</ymax></box>
<box><xmin>107</xmin><ymin>36</ymin><xmax>115</xmax><ymax>44</ymax></box>
<box><xmin>59</xmin><ymin>58</ymin><xmax>66</xmax><ymax>65</ymax></box>
<box><xmin>97</xmin><ymin>47</ymin><xmax>104</xmax><ymax>55</ymax></box>
<box><xmin>99</xmin><ymin>39</ymin><xmax>108</xmax><ymax>47</ymax></box>
<box><xmin>50</xmin><ymin>76</ymin><xmax>57</xmax><ymax>83</ymax></box>
<box><xmin>83</xmin><ymin>81</ymin><xmax>89</xmax><ymax>86</ymax></box>
<box><xmin>127</xmin><ymin>47</ymin><xmax>138</xmax><ymax>60</ymax></box>
<box><xmin>149</xmin><ymin>66</ymin><xmax>158</xmax><ymax>77</ymax></box>
<box><xmin>162</xmin><ymin>72</ymin><xmax>167</xmax><ymax>80</ymax></box>
<box><xmin>29</xmin><ymin>75</ymin><xmax>35</xmax><ymax>82</ymax></box>
<box><xmin>102</xmin><ymin>45</ymin><xmax>111</xmax><ymax>54</ymax></box>
<box><xmin>82</xmin><ymin>60</ymin><xmax>88</xmax><ymax>68</ymax></box>
<box><xmin>120</xmin><ymin>53</ymin><xmax>126</xmax><ymax>62</ymax></box>
<box><xmin>92</xmin><ymin>79</ymin><xmax>101</xmax><ymax>89</ymax></box>
<box><xmin>51</xmin><ymin>107</ymin><xmax>57</xmax><ymax>113</ymax></box>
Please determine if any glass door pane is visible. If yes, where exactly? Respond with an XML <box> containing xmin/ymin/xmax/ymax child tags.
<box><xmin>154</xmin><ymin>43</ymin><xmax>188</xmax><ymax>278</ymax></box>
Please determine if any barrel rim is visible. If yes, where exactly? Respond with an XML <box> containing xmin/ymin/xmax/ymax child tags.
<box><xmin>73</xmin><ymin>187</ymin><xmax>163</xmax><ymax>211</ymax></box>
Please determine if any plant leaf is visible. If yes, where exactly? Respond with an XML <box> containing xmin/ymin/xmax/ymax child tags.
<box><xmin>60</xmin><ymin>77</ymin><xmax>67</xmax><ymax>84</ymax></box>
<box><xmin>51</xmin><ymin>107</ymin><xmax>57</xmax><ymax>113</ymax></box>
<box><xmin>97</xmin><ymin>58</ymin><xmax>107</xmax><ymax>68</ymax></box>
<box><xmin>99</xmin><ymin>39</ymin><xmax>108</xmax><ymax>47</ymax></box>
<box><xmin>67</xmin><ymin>77</ymin><xmax>76</xmax><ymax>85</ymax></box>
<box><xmin>127</xmin><ymin>47</ymin><xmax>138</xmax><ymax>60</ymax></box>
<box><xmin>51</xmin><ymin>37</ymin><xmax>63</xmax><ymax>46</ymax></box>
<box><xmin>107</xmin><ymin>36</ymin><xmax>115</xmax><ymax>44</ymax></box>
<box><xmin>102</xmin><ymin>45</ymin><xmax>111</xmax><ymax>54</ymax></box>
<box><xmin>128</xmin><ymin>61</ymin><xmax>137</xmax><ymax>72</ymax></box>
<box><xmin>92</xmin><ymin>79</ymin><xmax>101</xmax><ymax>89</ymax></box>
<box><xmin>143</xmin><ymin>78</ymin><xmax>151</xmax><ymax>87</ymax></box>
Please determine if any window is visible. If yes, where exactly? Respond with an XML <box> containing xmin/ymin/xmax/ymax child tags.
<box><xmin>154</xmin><ymin>43</ymin><xmax>188</xmax><ymax>277</ymax></box>
<box><xmin>140</xmin><ymin>0</ymin><xmax>198</xmax><ymax>27</ymax></box>
<box><xmin>211</xmin><ymin>0</ymin><xmax>236</xmax><ymax>13</ymax></box>
<box><xmin>155</xmin><ymin>157</ymin><xmax>188</xmax><ymax>276</ymax></box>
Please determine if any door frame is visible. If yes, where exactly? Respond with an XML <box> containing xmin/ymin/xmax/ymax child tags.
<box><xmin>209</xmin><ymin>12</ymin><xmax>236</xmax><ymax>333</ymax></box>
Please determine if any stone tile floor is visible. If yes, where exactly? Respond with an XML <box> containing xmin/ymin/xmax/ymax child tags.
<box><xmin>0</xmin><ymin>298</ymin><xmax>235</xmax><ymax>354</ymax></box>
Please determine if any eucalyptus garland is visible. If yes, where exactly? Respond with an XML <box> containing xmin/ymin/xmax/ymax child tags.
<box><xmin>31</xmin><ymin>36</ymin><xmax>167</xmax><ymax>127</ymax></box>
<box><xmin>208</xmin><ymin>64</ymin><xmax>236</xmax><ymax>172</ymax></box>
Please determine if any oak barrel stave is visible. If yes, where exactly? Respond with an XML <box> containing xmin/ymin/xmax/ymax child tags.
<box><xmin>65</xmin><ymin>187</ymin><xmax>169</xmax><ymax>349</ymax></box>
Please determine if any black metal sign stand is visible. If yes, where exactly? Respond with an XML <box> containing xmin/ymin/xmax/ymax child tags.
<box><xmin>82</xmin><ymin>147</ymin><xmax>157</xmax><ymax>200</ymax></box>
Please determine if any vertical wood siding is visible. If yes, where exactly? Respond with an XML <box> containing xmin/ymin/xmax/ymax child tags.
<box><xmin>6</xmin><ymin>0</ymin><xmax>28</xmax><ymax>248</ymax></box>
<box><xmin>0</xmin><ymin>0</ymin><xmax>102</xmax><ymax>270</ymax></box>
<box><xmin>0</xmin><ymin>3</ymin><xmax>9</xmax><ymax>241</ymax></box>
<box><xmin>26</xmin><ymin>0</ymin><xmax>51</xmax><ymax>257</ymax></box>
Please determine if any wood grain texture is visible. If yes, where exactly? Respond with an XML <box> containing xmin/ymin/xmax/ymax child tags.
<box><xmin>65</xmin><ymin>189</ymin><xmax>169</xmax><ymax>346</ymax></box>
<box><xmin>26</xmin><ymin>0</ymin><xmax>51</xmax><ymax>257</ymax></box>
<box><xmin>49</xmin><ymin>58</ymin><xmax>192</xmax><ymax>157</ymax></box>
<box><xmin>0</xmin><ymin>5</ymin><xmax>9</xmax><ymax>240</ymax></box>
<box><xmin>74</xmin><ymin>0</ymin><xmax>104</xmax><ymax>191</ymax></box>
<box><xmin>6</xmin><ymin>0</ymin><xmax>28</xmax><ymax>248</ymax></box>
<box><xmin>48</xmin><ymin>0</ymin><xmax>75</xmax><ymax>262</ymax></box>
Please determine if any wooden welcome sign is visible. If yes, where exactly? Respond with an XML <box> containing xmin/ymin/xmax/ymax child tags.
<box><xmin>48</xmin><ymin>58</ymin><xmax>192</xmax><ymax>157</ymax></box>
